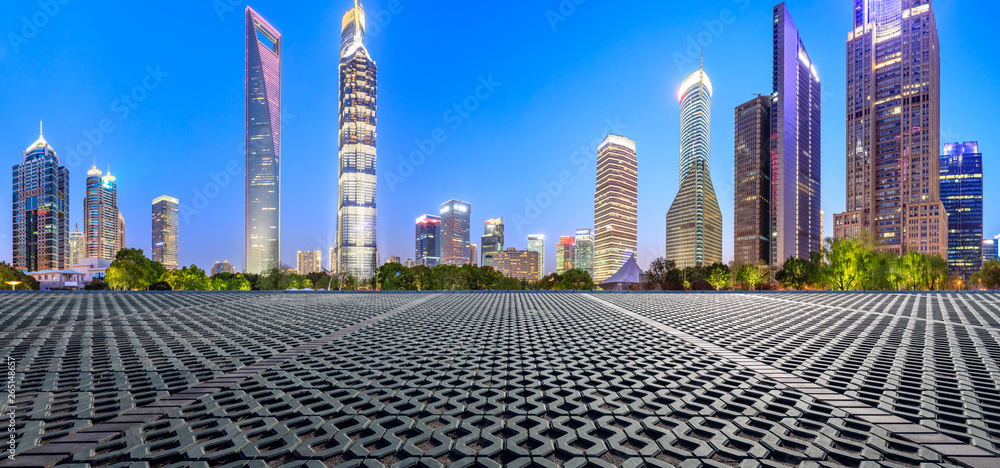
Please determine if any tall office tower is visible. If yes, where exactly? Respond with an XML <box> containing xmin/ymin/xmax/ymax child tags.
<box><xmin>297</xmin><ymin>251</ymin><xmax>322</xmax><ymax>275</ymax></box>
<box><xmin>734</xmin><ymin>96</ymin><xmax>772</xmax><ymax>266</ymax></box>
<box><xmin>834</xmin><ymin>0</ymin><xmax>946</xmax><ymax>257</ymax></box>
<box><xmin>771</xmin><ymin>3</ymin><xmax>823</xmax><ymax>265</ymax></box>
<box><xmin>12</xmin><ymin>127</ymin><xmax>69</xmax><ymax>272</ymax></box>
<box><xmin>480</xmin><ymin>218</ymin><xmax>504</xmax><ymax>265</ymax></box>
<box><xmin>212</xmin><ymin>261</ymin><xmax>237</xmax><ymax>275</ymax></box>
<box><xmin>940</xmin><ymin>142</ymin><xmax>983</xmax><ymax>278</ymax></box>
<box><xmin>594</xmin><ymin>135</ymin><xmax>638</xmax><ymax>284</ymax></box>
<box><xmin>440</xmin><ymin>199</ymin><xmax>471</xmax><ymax>265</ymax></box>
<box><xmin>336</xmin><ymin>0</ymin><xmax>379</xmax><ymax>279</ymax></box>
<box><xmin>415</xmin><ymin>215</ymin><xmax>441</xmax><ymax>268</ymax></box>
<box><xmin>84</xmin><ymin>165</ymin><xmax>124</xmax><ymax>261</ymax></box>
<box><xmin>556</xmin><ymin>236</ymin><xmax>576</xmax><ymax>274</ymax></box>
<box><xmin>385</xmin><ymin>255</ymin><xmax>401</xmax><ymax>265</ymax></box>
<box><xmin>69</xmin><ymin>225</ymin><xmax>84</xmax><ymax>267</ymax></box>
<box><xmin>152</xmin><ymin>195</ymin><xmax>180</xmax><ymax>270</ymax></box>
<box><xmin>665</xmin><ymin>66</ymin><xmax>723</xmax><ymax>268</ymax></box>
<box><xmin>482</xmin><ymin>248</ymin><xmax>540</xmax><ymax>282</ymax></box>
<box><xmin>984</xmin><ymin>238</ymin><xmax>999</xmax><ymax>265</ymax></box>
<box><xmin>245</xmin><ymin>7</ymin><xmax>282</xmax><ymax>274</ymax></box>
<box><xmin>469</xmin><ymin>244</ymin><xmax>478</xmax><ymax>266</ymax></box>
<box><xmin>527</xmin><ymin>234</ymin><xmax>546</xmax><ymax>279</ymax></box>
<box><xmin>574</xmin><ymin>228</ymin><xmax>595</xmax><ymax>277</ymax></box>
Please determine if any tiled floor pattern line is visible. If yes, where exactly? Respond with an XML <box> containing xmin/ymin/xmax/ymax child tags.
<box><xmin>583</xmin><ymin>294</ymin><xmax>1000</xmax><ymax>468</ymax></box>
<box><xmin>749</xmin><ymin>294</ymin><xmax>1000</xmax><ymax>333</ymax></box>
<box><xmin>2</xmin><ymin>294</ymin><xmax>441</xmax><ymax>468</ymax></box>
<box><xmin>0</xmin><ymin>296</ymin><xmax>269</xmax><ymax>336</ymax></box>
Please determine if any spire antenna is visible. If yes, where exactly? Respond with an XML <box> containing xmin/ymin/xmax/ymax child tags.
<box><xmin>700</xmin><ymin>46</ymin><xmax>704</xmax><ymax>70</ymax></box>
<box><xmin>39</xmin><ymin>120</ymin><xmax>43</xmax><ymax>137</ymax></box>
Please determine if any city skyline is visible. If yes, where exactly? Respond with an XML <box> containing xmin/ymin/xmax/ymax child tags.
<box><xmin>2</xmin><ymin>1</ymin><xmax>997</xmax><ymax>275</ymax></box>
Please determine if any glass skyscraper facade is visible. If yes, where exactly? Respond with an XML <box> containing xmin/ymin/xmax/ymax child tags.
<box><xmin>12</xmin><ymin>129</ymin><xmax>69</xmax><ymax>272</ymax></box>
<box><xmin>152</xmin><ymin>195</ymin><xmax>179</xmax><ymax>270</ymax></box>
<box><xmin>440</xmin><ymin>199</ymin><xmax>471</xmax><ymax>265</ymax></box>
<box><xmin>556</xmin><ymin>236</ymin><xmax>575</xmax><ymax>274</ymax></box>
<box><xmin>84</xmin><ymin>165</ymin><xmax>124</xmax><ymax>261</ymax></box>
<box><xmin>834</xmin><ymin>0</ymin><xmax>946</xmax><ymax>257</ymax></box>
<box><xmin>245</xmin><ymin>7</ymin><xmax>282</xmax><ymax>274</ymax></box>
<box><xmin>480</xmin><ymin>218</ymin><xmax>504</xmax><ymax>265</ymax></box>
<box><xmin>336</xmin><ymin>0</ymin><xmax>379</xmax><ymax>279</ymax></box>
<box><xmin>574</xmin><ymin>228</ymin><xmax>594</xmax><ymax>277</ymax></box>
<box><xmin>984</xmin><ymin>238</ymin><xmax>999</xmax><ymax>265</ymax></box>
<box><xmin>69</xmin><ymin>226</ymin><xmax>84</xmax><ymax>267</ymax></box>
<box><xmin>665</xmin><ymin>67</ymin><xmax>723</xmax><ymax>268</ymax></box>
<box><xmin>415</xmin><ymin>215</ymin><xmax>441</xmax><ymax>268</ymax></box>
<box><xmin>527</xmin><ymin>234</ymin><xmax>545</xmax><ymax>279</ymax></box>
<box><xmin>940</xmin><ymin>142</ymin><xmax>983</xmax><ymax>278</ymax></box>
<box><xmin>734</xmin><ymin>96</ymin><xmax>772</xmax><ymax>266</ymax></box>
<box><xmin>594</xmin><ymin>134</ymin><xmax>637</xmax><ymax>284</ymax></box>
<box><xmin>771</xmin><ymin>3</ymin><xmax>822</xmax><ymax>265</ymax></box>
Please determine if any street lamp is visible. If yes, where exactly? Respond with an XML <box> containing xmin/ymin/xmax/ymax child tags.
<box><xmin>6</xmin><ymin>281</ymin><xmax>21</xmax><ymax>291</ymax></box>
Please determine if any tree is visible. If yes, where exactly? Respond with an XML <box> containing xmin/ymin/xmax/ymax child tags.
<box><xmin>0</xmin><ymin>262</ymin><xmax>39</xmax><ymax>290</ymax></box>
<box><xmin>342</xmin><ymin>274</ymin><xmax>360</xmax><ymax>291</ymax></box>
<box><xmin>106</xmin><ymin>248</ymin><xmax>165</xmax><ymax>290</ymax></box>
<box><xmin>972</xmin><ymin>260</ymin><xmax>1000</xmax><ymax>290</ymax></box>
<box><xmin>208</xmin><ymin>273</ymin><xmax>252</xmax><ymax>291</ymax></box>
<box><xmin>820</xmin><ymin>237</ymin><xmax>872</xmax><ymax>291</ymax></box>
<box><xmin>161</xmin><ymin>269</ymin><xmax>186</xmax><ymax>291</ymax></box>
<box><xmin>148</xmin><ymin>281</ymin><xmax>172</xmax><ymax>291</ymax></box>
<box><xmin>775</xmin><ymin>257</ymin><xmax>817</xmax><ymax>290</ymax></box>
<box><xmin>735</xmin><ymin>264</ymin><xmax>765</xmax><ymax>290</ymax></box>
<box><xmin>555</xmin><ymin>269</ymin><xmax>595</xmax><ymax>290</ymax></box>
<box><xmin>705</xmin><ymin>263</ymin><xmax>730</xmax><ymax>291</ymax></box>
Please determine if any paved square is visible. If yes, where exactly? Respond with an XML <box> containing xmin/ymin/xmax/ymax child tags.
<box><xmin>1</xmin><ymin>292</ymin><xmax>998</xmax><ymax>467</ymax></box>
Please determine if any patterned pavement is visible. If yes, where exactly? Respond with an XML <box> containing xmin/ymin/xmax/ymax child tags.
<box><xmin>1</xmin><ymin>292</ymin><xmax>998</xmax><ymax>467</ymax></box>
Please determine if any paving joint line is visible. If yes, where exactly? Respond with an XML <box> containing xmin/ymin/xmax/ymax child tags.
<box><xmin>583</xmin><ymin>294</ymin><xmax>1000</xmax><ymax>468</ymax></box>
<box><xmin>748</xmin><ymin>294</ymin><xmax>1000</xmax><ymax>333</ymax></box>
<box><xmin>0</xmin><ymin>296</ymin><xmax>275</xmax><ymax>336</ymax></box>
<box><xmin>2</xmin><ymin>294</ymin><xmax>441</xmax><ymax>468</ymax></box>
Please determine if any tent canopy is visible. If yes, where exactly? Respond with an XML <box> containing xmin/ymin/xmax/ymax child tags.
<box><xmin>599</xmin><ymin>254</ymin><xmax>644</xmax><ymax>290</ymax></box>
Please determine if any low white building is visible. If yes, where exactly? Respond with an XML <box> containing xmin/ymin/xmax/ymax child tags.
<box><xmin>27</xmin><ymin>270</ymin><xmax>88</xmax><ymax>290</ymax></box>
<box><xmin>72</xmin><ymin>258</ymin><xmax>113</xmax><ymax>283</ymax></box>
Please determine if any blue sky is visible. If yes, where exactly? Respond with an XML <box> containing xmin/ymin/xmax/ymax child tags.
<box><xmin>1</xmin><ymin>0</ymin><xmax>997</xmax><ymax>274</ymax></box>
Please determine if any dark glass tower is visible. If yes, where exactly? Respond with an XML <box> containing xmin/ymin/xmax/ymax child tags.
<box><xmin>336</xmin><ymin>0</ymin><xmax>379</xmax><ymax>279</ymax></box>
<box><xmin>12</xmin><ymin>127</ymin><xmax>69</xmax><ymax>271</ymax></box>
<box><xmin>480</xmin><ymin>218</ymin><xmax>504</xmax><ymax>266</ymax></box>
<box><xmin>734</xmin><ymin>96</ymin><xmax>772</xmax><ymax>266</ymax></box>
<box><xmin>940</xmin><ymin>142</ymin><xmax>983</xmax><ymax>278</ymax></box>
<box><xmin>771</xmin><ymin>3</ymin><xmax>822</xmax><ymax>265</ymax></box>
<box><xmin>245</xmin><ymin>7</ymin><xmax>282</xmax><ymax>274</ymax></box>
<box><xmin>415</xmin><ymin>215</ymin><xmax>441</xmax><ymax>268</ymax></box>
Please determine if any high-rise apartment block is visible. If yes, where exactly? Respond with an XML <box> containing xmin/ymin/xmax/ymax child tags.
<box><xmin>527</xmin><ymin>234</ymin><xmax>546</xmax><ymax>279</ymax></box>
<box><xmin>940</xmin><ymin>142</ymin><xmax>983</xmax><ymax>278</ymax></box>
<box><xmin>69</xmin><ymin>225</ymin><xmax>84</xmax><ymax>267</ymax></box>
<box><xmin>834</xmin><ymin>0</ymin><xmax>947</xmax><ymax>257</ymax></box>
<box><xmin>482</xmin><ymin>248</ymin><xmax>539</xmax><ymax>282</ymax></box>
<box><xmin>12</xmin><ymin>127</ymin><xmax>69</xmax><ymax>272</ymax></box>
<box><xmin>556</xmin><ymin>236</ymin><xmax>576</xmax><ymax>274</ymax></box>
<box><xmin>152</xmin><ymin>195</ymin><xmax>179</xmax><ymax>270</ymax></box>
<box><xmin>297</xmin><ymin>250</ymin><xmax>322</xmax><ymax>275</ymax></box>
<box><xmin>480</xmin><ymin>218</ymin><xmax>504</xmax><ymax>265</ymax></box>
<box><xmin>734</xmin><ymin>96</ymin><xmax>772</xmax><ymax>266</ymax></box>
<box><xmin>84</xmin><ymin>165</ymin><xmax>124</xmax><ymax>261</ymax></box>
<box><xmin>212</xmin><ymin>261</ymin><xmax>237</xmax><ymax>276</ymax></box>
<box><xmin>336</xmin><ymin>0</ymin><xmax>379</xmax><ymax>279</ymax></box>
<box><xmin>574</xmin><ymin>228</ymin><xmax>595</xmax><ymax>277</ymax></box>
<box><xmin>440</xmin><ymin>199</ymin><xmax>471</xmax><ymax>265</ymax></box>
<box><xmin>594</xmin><ymin>135</ymin><xmax>638</xmax><ymax>283</ymax></box>
<box><xmin>245</xmin><ymin>7</ymin><xmax>282</xmax><ymax>274</ymax></box>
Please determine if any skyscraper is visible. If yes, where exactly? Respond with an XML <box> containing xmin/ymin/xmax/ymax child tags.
<box><xmin>481</xmin><ymin>218</ymin><xmax>504</xmax><ymax>265</ymax></box>
<box><xmin>469</xmin><ymin>243</ymin><xmax>478</xmax><ymax>266</ymax></box>
<box><xmin>984</xmin><ymin>238</ymin><xmax>999</xmax><ymax>265</ymax></box>
<box><xmin>482</xmin><ymin>249</ymin><xmax>540</xmax><ymax>282</ymax></box>
<box><xmin>336</xmin><ymin>0</ymin><xmax>379</xmax><ymax>279</ymax></box>
<box><xmin>13</xmin><ymin>126</ymin><xmax>69</xmax><ymax>272</ymax></box>
<box><xmin>771</xmin><ymin>3</ymin><xmax>822</xmax><ymax>265</ymax></box>
<box><xmin>440</xmin><ymin>199</ymin><xmax>471</xmax><ymax>265</ymax></box>
<box><xmin>594</xmin><ymin>135</ymin><xmax>638</xmax><ymax>284</ymax></box>
<box><xmin>212</xmin><ymin>261</ymin><xmax>236</xmax><ymax>275</ymax></box>
<box><xmin>152</xmin><ymin>195</ymin><xmax>179</xmax><ymax>270</ymax></box>
<box><xmin>940</xmin><ymin>142</ymin><xmax>983</xmax><ymax>278</ymax></box>
<box><xmin>665</xmin><ymin>66</ymin><xmax>723</xmax><ymax>268</ymax></box>
<box><xmin>245</xmin><ymin>7</ymin><xmax>282</xmax><ymax>274</ymax></box>
<box><xmin>84</xmin><ymin>165</ymin><xmax>124</xmax><ymax>261</ymax></box>
<box><xmin>69</xmin><ymin>225</ymin><xmax>84</xmax><ymax>267</ymax></box>
<box><xmin>297</xmin><ymin>251</ymin><xmax>322</xmax><ymax>275</ymax></box>
<box><xmin>556</xmin><ymin>236</ymin><xmax>576</xmax><ymax>274</ymax></box>
<box><xmin>527</xmin><ymin>234</ymin><xmax>546</xmax><ymax>279</ymax></box>
<box><xmin>834</xmin><ymin>0</ymin><xmax>947</xmax><ymax>257</ymax></box>
<box><xmin>415</xmin><ymin>215</ymin><xmax>441</xmax><ymax>268</ymax></box>
<box><xmin>734</xmin><ymin>96</ymin><xmax>772</xmax><ymax>266</ymax></box>
<box><xmin>574</xmin><ymin>229</ymin><xmax>594</xmax><ymax>277</ymax></box>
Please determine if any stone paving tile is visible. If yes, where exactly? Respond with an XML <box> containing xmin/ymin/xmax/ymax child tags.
<box><xmin>1</xmin><ymin>292</ymin><xmax>997</xmax><ymax>467</ymax></box>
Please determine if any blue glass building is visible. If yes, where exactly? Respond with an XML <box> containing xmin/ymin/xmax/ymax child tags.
<box><xmin>940</xmin><ymin>142</ymin><xmax>983</xmax><ymax>278</ymax></box>
<box><xmin>415</xmin><ymin>215</ymin><xmax>441</xmax><ymax>268</ymax></box>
